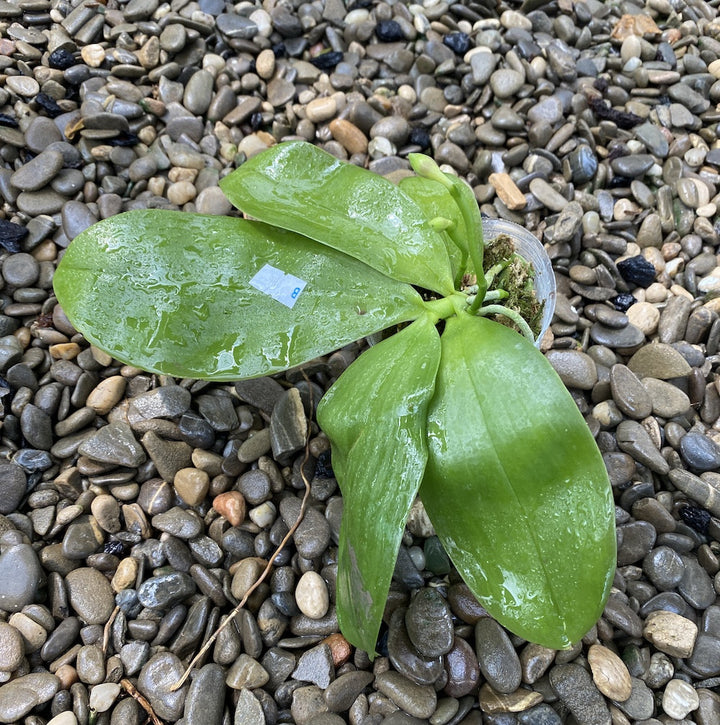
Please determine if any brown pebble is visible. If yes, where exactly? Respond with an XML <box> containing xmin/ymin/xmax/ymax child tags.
<box><xmin>173</xmin><ymin>467</ymin><xmax>210</xmax><ymax>506</ymax></box>
<box><xmin>489</xmin><ymin>172</ymin><xmax>526</xmax><ymax>211</ymax></box>
<box><xmin>213</xmin><ymin>491</ymin><xmax>246</xmax><ymax>526</ymax></box>
<box><xmin>478</xmin><ymin>683</ymin><xmax>543</xmax><ymax>714</ymax></box>
<box><xmin>329</xmin><ymin>119</ymin><xmax>368</xmax><ymax>155</ymax></box>
<box><xmin>587</xmin><ymin>644</ymin><xmax>632</xmax><ymax>701</ymax></box>
<box><xmin>86</xmin><ymin>376</ymin><xmax>127</xmax><ymax>415</ymax></box>
<box><xmin>54</xmin><ymin>664</ymin><xmax>79</xmax><ymax>689</ymax></box>
<box><xmin>49</xmin><ymin>342</ymin><xmax>81</xmax><ymax>359</ymax></box>
<box><xmin>323</xmin><ymin>633</ymin><xmax>352</xmax><ymax>667</ymax></box>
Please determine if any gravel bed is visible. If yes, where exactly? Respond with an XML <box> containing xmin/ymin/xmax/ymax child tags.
<box><xmin>2</xmin><ymin>0</ymin><xmax>720</xmax><ymax>723</ymax></box>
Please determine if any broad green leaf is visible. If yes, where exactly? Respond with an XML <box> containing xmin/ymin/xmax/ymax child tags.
<box><xmin>421</xmin><ymin>314</ymin><xmax>615</xmax><ymax>649</ymax></box>
<box><xmin>53</xmin><ymin>210</ymin><xmax>427</xmax><ymax>381</ymax></box>
<box><xmin>398</xmin><ymin>175</ymin><xmax>468</xmax><ymax>282</ymax></box>
<box><xmin>219</xmin><ymin>142</ymin><xmax>455</xmax><ymax>295</ymax></box>
<box><xmin>317</xmin><ymin>315</ymin><xmax>441</xmax><ymax>654</ymax></box>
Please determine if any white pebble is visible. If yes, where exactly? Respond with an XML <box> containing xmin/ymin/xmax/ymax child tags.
<box><xmin>249</xmin><ymin>501</ymin><xmax>276</xmax><ymax>529</ymax></box>
<box><xmin>645</xmin><ymin>282</ymin><xmax>668</xmax><ymax>303</ymax></box>
<box><xmin>195</xmin><ymin>186</ymin><xmax>232</xmax><ymax>216</ymax></box>
<box><xmin>5</xmin><ymin>75</ymin><xmax>40</xmax><ymax>96</ymax></box>
<box><xmin>166</xmin><ymin>180</ymin><xmax>196</xmax><ymax>205</ymax></box>
<box><xmin>81</xmin><ymin>44</ymin><xmax>106</xmax><ymax>68</ymax></box>
<box><xmin>202</xmin><ymin>53</ymin><xmax>225</xmax><ymax>76</ymax></box>
<box><xmin>626</xmin><ymin>302</ymin><xmax>660</xmax><ymax>336</ymax></box>
<box><xmin>89</xmin><ymin>682</ymin><xmax>121</xmax><ymax>712</ymax></box>
<box><xmin>47</xmin><ymin>713</ymin><xmax>79</xmax><ymax>725</ymax></box>
<box><xmin>249</xmin><ymin>9</ymin><xmax>272</xmax><ymax>37</ymax></box>
<box><xmin>368</xmin><ymin>136</ymin><xmax>396</xmax><ymax>159</ymax></box>
<box><xmin>295</xmin><ymin>571</ymin><xmax>330</xmax><ymax>619</ymax></box>
<box><xmin>662</xmin><ymin>679</ymin><xmax>699</xmax><ymax>720</ymax></box>
<box><xmin>664</xmin><ymin>257</ymin><xmax>684</xmax><ymax>278</ymax></box>
<box><xmin>697</xmin><ymin>202</ymin><xmax>717</xmax><ymax>217</ymax></box>
<box><xmin>698</xmin><ymin>273</ymin><xmax>720</xmax><ymax>293</ymax></box>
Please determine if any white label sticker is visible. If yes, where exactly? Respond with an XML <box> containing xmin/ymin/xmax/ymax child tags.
<box><xmin>249</xmin><ymin>264</ymin><xmax>307</xmax><ymax>309</ymax></box>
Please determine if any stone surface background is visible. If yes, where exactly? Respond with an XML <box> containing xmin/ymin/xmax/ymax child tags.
<box><xmin>2</xmin><ymin>0</ymin><xmax>720</xmax><ymax>723</ymax></box>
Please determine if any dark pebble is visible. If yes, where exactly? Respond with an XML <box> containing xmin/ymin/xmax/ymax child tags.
<box><xmin>444</xmin><ymin>637</ymin><xmax>480</xmax><ymax>697</ymax></box>
<box><xmin>680</xmin><ymin>432</ymin><xmax>720</xmax><ymax>472</ymax></box>
<box><xmin>405</xmin><ymin>588</ymin><xmax>454</xmax><ymax>658</ymax></box>
<box><xmin>617</xmin><ymin>256</ymin><xmax>656</xmax><ymax>288</ymax></box>
<box><xmin>137</xmin><ymin>572</ymin><xmax>196</xmax><ymax>609</ymax></box>
<box><xmin>48</xmin><ymin>48</ymin><xmax>76</xmax><ymax>69</ymax></box>
<box><xmin>0</xmin><ymin>219</ymin><xmax>27</xmax><ymax>253</ymax></box>
<box><xmin>0</xmin><ymin>462</ymin><xmax>26</xmax><ymax>515</ymax></box>
<box><xmin>444</xmin><ymin>32</ymin><xmax>470</xmax><ymax>55</ymax></box>
<box><xmin>375</xmin><ymin>20</ymin><xmax>404</xmax><ymax>42</ymax></box>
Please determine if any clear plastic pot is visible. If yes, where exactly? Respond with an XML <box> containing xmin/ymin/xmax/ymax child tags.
<box><xmin>481</xmin><ymin>218</ymin><xmax>557</xmax><ymax>347</ymax></box>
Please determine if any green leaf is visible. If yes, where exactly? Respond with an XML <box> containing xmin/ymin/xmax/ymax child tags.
<box><xmin>420</xmin><ymin>314</ymin><xmax>615</xmax><ymax>649</ymax></box>
<box><xmin>53</xmin><ymin>210</ymin><xmax>426</xmax><ymax>380</ymax></box>
<box><xmin>398</xmin><ymin>175</ymin><xmax>468</xmax><ymax>282</ymax></box>
<box><xmin>219</xmin><ymin>142</ymin><xmax>455</xmax><ymax>295</ymax></box>
<box><xmin>317</xmin><ymin>315</ymin><xmax>441</xmax><ymax>654</ymax></box>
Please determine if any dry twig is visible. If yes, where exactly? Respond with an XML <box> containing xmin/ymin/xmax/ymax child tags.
<box><xmin>102</xmin><ymin>605</ymin><xmax>120</xmax><ymax>656</ymax></box>
<box><xmin>121</xmin><ymin>678</ymin><xmax>165</xmax><ymax>725</ymax></box>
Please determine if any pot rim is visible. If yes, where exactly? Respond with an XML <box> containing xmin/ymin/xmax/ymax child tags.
<box><xmin>481</xmin><ymin>218</ymin><xmax>557</xmax><ymax>347</ymax></box>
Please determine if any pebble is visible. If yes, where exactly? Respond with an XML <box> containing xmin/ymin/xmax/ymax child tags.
<box><xmin>644</xmin><ymin>546</ymin><xmax>685</xmax><ymax>590</ymax></box>
<box><xmin>325</xmin><ymin>670</ymin><xmax>374</xmax><ymax>711</ymax></box>
<box><xmin>183</xmin><ymin>663</ymin><xmax>225</xmax><ymax>725</ymax></box>
<box><xmin>137</xmin><ymin>652</ymin><xmax>188</xmax><ymax>720</ymax></box>
<box><xmin>643</xmin><ymin>611</ymin><xmax>698</xmax><ymax>657</ymax></box>
<box><xmin>138</xmin><ymin>571</ymin><xmax>195</xmax><ymax>609</ymax></box>
<box><xmin>86</xmin><ymin>376</ymin><xmax>127</xmax><ymax>415</ymax></box>
<box><xmin>490</xmin><ymin>69</ymin><xmax>525</xmax><ymax>98</ymax></box>
<box><xmin>233</xmin><ymin>688</ymin><xmax>265</xmax><ymax>724</ymax></box>
<box><xmin>292</xmin><ymin>643</ymin><xmax>334</xmax><ymax>689</ymax></box>
<box><xmin>0</xmin><ymin>673</ymin><xmax>59</xmax><ymax>722</ymax></box>
<box><xmin>680</xmin><ymin>432</ymin><xmax>720</xmax><ymax>471</ymax></box>
<box><xmin>549</xmin><ymin>663</ymin><xmax>611</xmax><ymax>725</ymax></box>
<box><xmin>270</xmin><ymin>388</ymin><xmax>307</xmax><ymax>462</ymax></box>
<box><xmin>226</xmin><ymin>654</ymin><xmax>269</xmax><ymax>689</ymax></box>
<box><xmin>587</xmin><ymin>644</ymin><xmax>632</xmax><ymax>701</ymax></box>
<box><xmin>64</xmin><ymin>567</ymin><xmax>115</xmax><ymax>624</ymax></box>
<box><xmin>0</xmin><ymin>620</ymin><xmax>24</xmax><ymax>672</ymax></box>
<box><xmin>375</xmin><ymin>671</ymin><xmax>437</xmax><ymax>720</ymax></box>
<box><xmin>616</xmin><ymin>421</ymin><xmax>669</xmax><ymax>475</ymax></box>
<box><xmin>295</xmin><ymin>571</ymin><xmax>330</xmax><ymax>619</ymax></box>
<box><xmin>0</xmin><ymin>544</ymin><xmax>42</xmax><ymax>612</ymax></box>
<box><xmin>128</xmin><ymin>386</ymin><xmax>189</xmax><ymax>419</ymax></box>
<box><xmin>545</xmin><ymin>350</ymin><xmax>597</xmax><ymax>390</ymax></box>
<box><xmin>387</xmin><ymin>608</ymin><xmax>444</xmax><ymax>686</ymax></box>
<box><xmin>406</xmin><ymin>587</ymin><xmax>454</xmax><ymax>658</ymax></box>
<box><xmin>78</xmin><ymin>422</ymin><xmax>145</xmax><ymax>467</ymax></box>
<box><xmin>688</xmin><ymin>634</ymin><xmax>720</xmax><ymax>677</ymax></box>
<box><xmin>663</xmin><ymin>678</ymin><xmax>699</xmax><ymax>720</ymax></box>
<box><xmin>443</xmin><ymin>638</ymin><xmax>479</xmax><ymax>697</ymax></box>
<box><xmin>3</xmin><ymin>252</ymin><xmax>38</xmax><ymax>287</ymax></box>
<box><xmin>627</xmin><ymin>342</ymin><xmax>692</xmax><ymax>378</ymax></box>
<box><xmin>610</xmin><ymin>364</ymin><xmax>653</xmax><ymax>418</ymax></box>
<box><xmin>0</xmin><ymin>463</ymin><xmax>25</xmax><ymax>515</ymax></box>
<box><xmin>642</xmin><ymin>377</ymin><xmax>690</xmax><ymax>417</ymax></box>
<box><xmin>478</xmin><ymin>683</ymin><xmax>543</xmax><ymax>714</ymax></box>
<box><xmin>475</xmin><ymin>618</ymin><xmax>522</xmax><ymax>694</ymax></box>
<box><xmin>10</xmin><ymin>150</ymin><xmax>64</xmax><ymax>192</ymax></box>
<box><xmin>280</xmin><ymin>496</ymin><xmax>331</xmax><ymax>559</ymax></box>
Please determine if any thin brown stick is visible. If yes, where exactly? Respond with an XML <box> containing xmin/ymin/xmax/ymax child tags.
<box><xmin>102</xmin><ymin>605</ymin><xmax>120</xmax><ymax>655</ymax></box>
<box><xmin>170</xmin><ymin>377</ymin><xmax>315</xmax><ymax>691</ymax></box>
<box><xmin>121</xmin><ymin>678</ymin><xmax>165</xmax><ymax>725</ymax></box>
